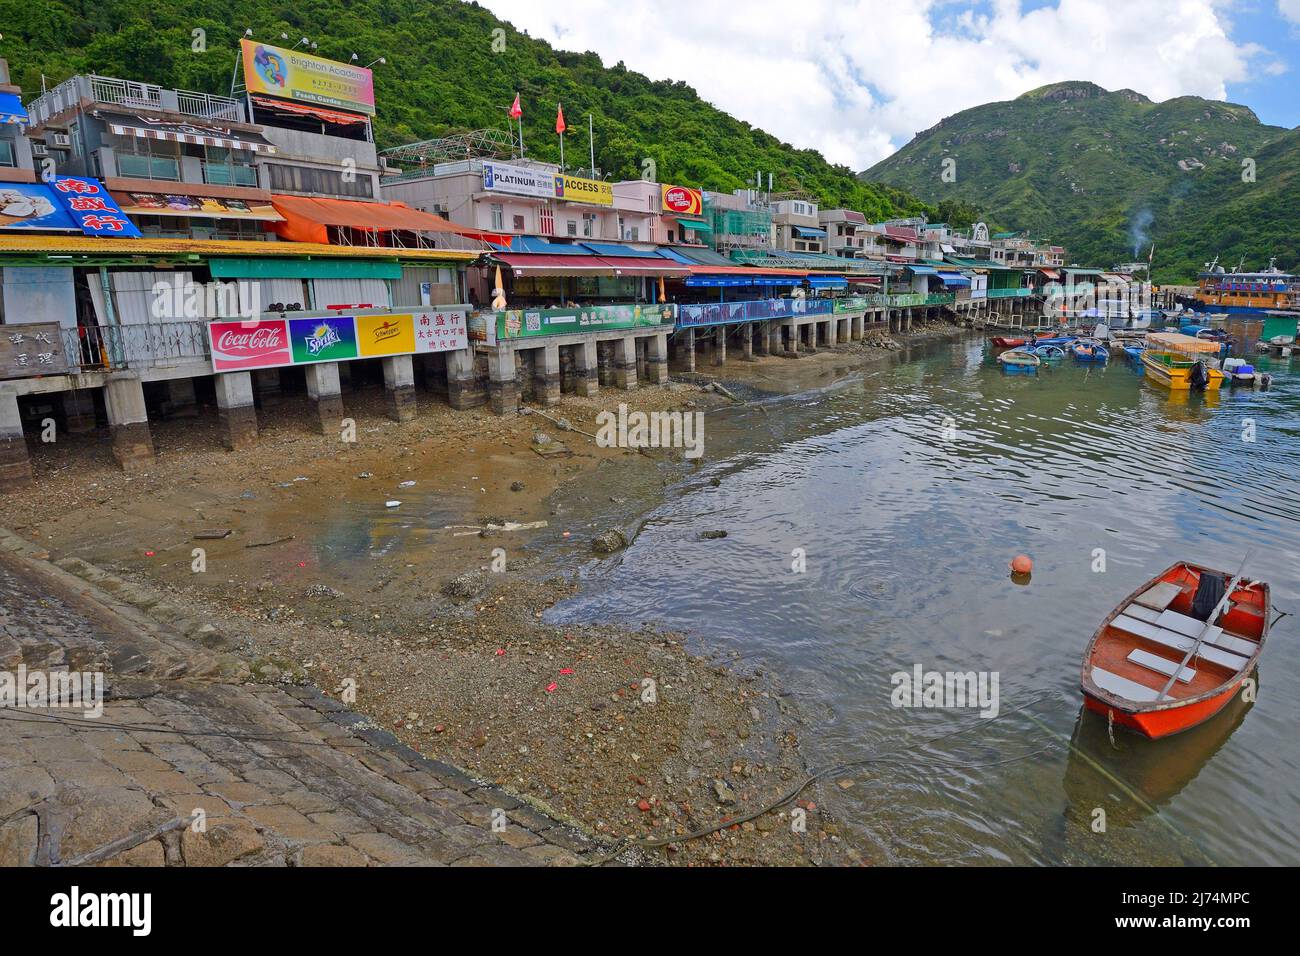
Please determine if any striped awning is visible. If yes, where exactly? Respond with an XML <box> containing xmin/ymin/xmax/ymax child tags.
<box><xmin>101</xmin><ymin>112</ymin><xmax>276</xmax><ymax>154</ymax></box>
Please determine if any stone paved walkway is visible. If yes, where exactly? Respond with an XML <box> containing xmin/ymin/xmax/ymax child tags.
<box><xmin>0</xmin><ymin>543</ymin><xmax>599</xmax><ymax>866</ymax></box>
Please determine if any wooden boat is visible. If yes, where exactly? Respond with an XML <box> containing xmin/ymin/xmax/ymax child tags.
<box><xmin>1141</xmin><ymin>332</ymin><xmax>1226</xmax><ymax>390</ymax></box>
<box><xmin>1080</xmin><ymin>562</ymin><xmax>1268</xmax><ymax>739</ymax></box>
<box><xmin>997</xmin><ymin>348</ymin><xmax>1040</xmax><ymax>367</ymax></box>
<box><xmin>991</xmin><ymin>336</ymin><xmax>1027</xmax><ymax>348</ymax></box>
<box><xmin>1032</xmin><ymin>343</ymin><xmax>1066</xmax><ymax>360</ymax></box>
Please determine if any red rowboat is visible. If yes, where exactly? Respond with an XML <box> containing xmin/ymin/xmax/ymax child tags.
<box><xmin>991</xmin><ymin>336</ymin><xmax>1027</xmax><ymax>348</ymax></box>
<box><xmin>1080</xmin><ymin>562</ymin><xmax>1268</xmax><ymax>739</ymax></box>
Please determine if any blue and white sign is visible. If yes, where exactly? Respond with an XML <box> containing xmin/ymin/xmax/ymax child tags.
<box><xmin>481</xmin><ymin>161</ymin><xmax>555</xmax><ymax>199</ymax></box>
<box><xmin>48</xmin><ymin>176</ymin><xmax>142</xmax><ymax>238</ymax></box>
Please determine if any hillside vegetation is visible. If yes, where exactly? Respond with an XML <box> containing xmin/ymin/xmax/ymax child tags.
<box><xmin>1</xmin><ymin>0</ymin><xmax>930</xmax><ymax>221</ymax></box>
<box><xmin>865</xmin><ymin>81</ymin><xmax>1293</xmax><ymax>281</ymax></box>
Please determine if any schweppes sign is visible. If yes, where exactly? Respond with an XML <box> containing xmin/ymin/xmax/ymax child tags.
<box><xmin>661</xmin><ymin>184</ymin><xmax>703</xmax><ymax>215</ymax></box>
<box><xmin>555</xmin><ymin>174</ymin><xmax>613</xmax><ymax>206</ymax></box>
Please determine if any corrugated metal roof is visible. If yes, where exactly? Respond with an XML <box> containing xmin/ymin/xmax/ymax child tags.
<box><xmin>0</xmin><ymin>235</ymin><xmax>477</xmax><ymax>260</ymax></box>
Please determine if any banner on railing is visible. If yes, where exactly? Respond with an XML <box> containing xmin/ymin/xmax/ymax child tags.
<box><xmin>473</xmin><ymin>303</ymin><xmax>673</xmax><ymax>343</ymax></box>
<box><xmin>676</xmin><ymin>298</ymin><xmax>832</xmax><ymax>329</ymax></box>
<box><xmin>209</xmin><ymin>310</ymin><xmax>468</xmax><ymax>373</ymax></box>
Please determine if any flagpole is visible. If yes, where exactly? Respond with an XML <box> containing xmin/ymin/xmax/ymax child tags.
<box><xmin>559</xmin><ymin>130</ymin><xmax>565</xmax><ymax>171</ymax></box>
<box><xmin>588</xmin><ymin>113</ymin><xmax>595</xmax><ymax>176</ymax></box>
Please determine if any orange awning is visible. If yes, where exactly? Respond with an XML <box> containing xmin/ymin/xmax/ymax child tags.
<box><xmin>251</xmin><ymin>95</ymin><xmax>368</xmax><ymax>126</ymax></box>
<box><xmin>270</xmin><ymin>195</ymin><xmax>474</xmax><ymax>244</ymax></box>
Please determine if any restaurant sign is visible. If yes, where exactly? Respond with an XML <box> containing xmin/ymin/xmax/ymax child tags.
<box><xmin>554</xmin><ymin>174</ymin><xmax>613</xmax><ymax>207</ymax></box>
<box><xmin>661</xmin><ymin>184</ymin><xmax>703</xmax><ymax>215</ymax></box>
<box><xmin>482</xmin><ymin>162</ymin><xmax>555</xmax><ymax>199</ymax></box>
<box><xmin>1</xmin><ymin>322</ymin><xmax>69</xmax><ymax>379</ymax></box>
<box><xmin>210</xmin><ymin>310</ymin><xmax>468</xmax><ymax>373</ymax></box>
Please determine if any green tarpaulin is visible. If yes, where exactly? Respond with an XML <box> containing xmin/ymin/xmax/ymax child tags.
<box><xmin>208</xmin><ymin>257</ymin><xmax>402</xmax><ymax>280</ymax></box>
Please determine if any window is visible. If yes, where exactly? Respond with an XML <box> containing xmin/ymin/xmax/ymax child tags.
<box><xmin>489</xmin><ymin>204</ymin><xmax>504</xmax><ymax>231</ymax></box>
<box><xmin>0</xmin><ymin>139</ymin><xmax>14</xmax><ymax>167</ymax></box>
<box><xmin>566</xmin><ymin>220</ymin><xmax>577</xmax><ymax>236</ymax></box>
<box><xmin>203</xmin><ymin>145</ymin><xmax>257</xmax><ymax>187</ymax></box>
<box><xmin>582</xmin><ymin>213</ymin><xmax>596</xmax><ymax>237</ymax></box>
<box><xmin>512</xmin><ymin>214</ymin><xmax>525</xmax><ymax>232</ymax></box>
<box><xmin>266</xmin><ymin>163</ymin><xmax>374</xmax><ymax>198</ymax></box>
<box><xmin>539</xmin><ymin>207</ymin><xmax>554</xmax><ymax>236</ymax></box>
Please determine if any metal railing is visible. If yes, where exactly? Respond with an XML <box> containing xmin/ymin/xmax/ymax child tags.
<box><xmin>26</xmin><ymin>74</ymin><xmax>245</xmax><ymax>127</ymax></box>
<box><xmin>887</xmin><ymin>293</ymin><xmax>927</xmax><ymax>307</ymax></box>
<box><xmin>677</xmin><ymin>297</ymin><xmax>833</xmax><ymax>328</ymax></box>
<box><xmin>986</xmin><ymin>288</ymin><xmax>1033</xmax><ymax>298</ymax></box>
<box><xmin>924</xmin><ymin>292</ymin><xmax>956</xmax><ymax>305</ymax></box>
<box><xmin>61</xmin><ymin>322</ymin><xmax>211</xmax><ymax>372</ymax></box>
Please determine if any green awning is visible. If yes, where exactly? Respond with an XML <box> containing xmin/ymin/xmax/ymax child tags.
<box><xmin>209</xmin><ymin>257</ymin><xmax>402</xmax><ymax>280</ymax></box>
<box><xmin>677</xmin><ymin>219</ymin><xmax>712</xmax><ymax>233</ymax></box>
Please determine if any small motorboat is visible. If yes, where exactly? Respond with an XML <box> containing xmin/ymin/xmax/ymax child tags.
<box><xmin>1030</xmin><ymin>335</ymin><xmax>1077</xmax><ymax>347</ymax></box>
<box><xmin>991</xmin><ymin>336</ymin><xmax>1027</xmax><ymax>348</ymax></box>
<box><xmin>1071</xmin><ymin>340</ymin><xmax>1109</xmax><ymax>363</ymax></box>
<box><xmin>1221</xmin><ymin>357</ymin><xmax>1262</xmax><ymax>385</ymax></box>
<box><xmin>997</xmin><ymin>348</ymin><xmax>1041</xmax><ymax>368</ymax></box>
<box><xmin>1032</xmin><ymin>344</ymin><xmax>1066</xmax><ymax>360</ymax></box>
<box><xmin>1080</xmin><ymin>560</ymin><xmax>1268</xmax><ymax>739</ymax></box>
<box><xmin>1122</xmin><ymin>344</ymin><xmax>1145</xmax><ymax>364</ymax></box>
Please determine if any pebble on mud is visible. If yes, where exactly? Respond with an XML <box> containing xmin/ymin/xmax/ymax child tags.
<box><xmin>591</xmin><ymin>529</ymin><xmax>628</xmax><ymax>554</ymax></box>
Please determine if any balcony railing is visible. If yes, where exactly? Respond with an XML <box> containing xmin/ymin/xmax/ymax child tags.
<box><xmin>117</xmin><ymin>154</ymin><xmax>181</xmax><ymax>181</ymax></box>
<box><xmin>677</xmin><ymin>297</ymin><xmax>832</xmax><ymax>328</ymax></box>
<box><xmin>61</xmin><ymin>322</ymin><xmax>211</xmax><ymax>372</ymax></box>
<box><xmin>924</xmin><ymin>292</ymin><xmax>956</xmax><ymax>305</ymax></box>
<box><xmin>887</xmin><ymin>293</ymin><xmax>927</xmax><ymax>308</ymax></box>
<box><xmin>25</xmin><ymin>74</ymin><xmax>245</xmax><ymax>128</ymax></box>
<box><xmin>202</xmin><ymin>161</ymin><xmax>258</xmax><ymax>186</ymax></box>
<box><xmin>833</xmin><ymin>294</ymin><xmax>888</xmax><ymax>312</ymax></box>
<box><xmin>987</xmin><ymin>288</ymin><xmax>1033</xmax><ymax>298</ymax></box>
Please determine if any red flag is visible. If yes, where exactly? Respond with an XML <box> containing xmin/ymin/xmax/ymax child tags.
<box><xmin>555</xmin><ymin>103</ymin><xmax>566</xmax><ymax>135</ymax></box>
<box><xmin>508</xmin><ymin>93</ymin><xmax>522</xmax><ymax>119</ymax></box>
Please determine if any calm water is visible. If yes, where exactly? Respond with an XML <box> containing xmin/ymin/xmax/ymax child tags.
<box><xmin>546</xmin><ymin>338</ymin><xmax>1300</xmax><ymax>865</ymax></box>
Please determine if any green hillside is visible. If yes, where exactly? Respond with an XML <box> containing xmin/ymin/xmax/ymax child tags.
<box><xmin>864</xmin><ymin>81</ymin><xmax>1293</xmax><ymax>281</ymax></box>
<box><xmin>0</xmin><ymin>0</ymin><xmax>929</xmax><ymax>221</ymax></box>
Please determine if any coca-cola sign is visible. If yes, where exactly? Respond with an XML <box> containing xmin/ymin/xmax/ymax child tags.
<box><xmin>209</xmin><ymin>319</ymin><xmax>291</xmax><ymax>372</ymax></box>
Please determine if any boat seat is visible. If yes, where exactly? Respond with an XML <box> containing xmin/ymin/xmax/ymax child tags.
<box><xmin>1154</xmin><ymin>608</ymin><xmax>1259</xmax><ymax>657</ymax></box>
<box><xmin>1127</xmin><ymin>648</ymin><xmax>1195</xmax><ymax>684</ymax></box>
<box><xmin>1110</xmin><ymin>614</ymin><xmax>1251</xmax><ymax>672</ymax></box>
<box><xmin>1091</xmin><ymin>666</ymin><xmax>1161</xmax><ymax>702</ymax></box>
<box><xmin>1134</xmin><ymin>581</ymin><xmax>1182</xmax><ymax>611</ymax></box>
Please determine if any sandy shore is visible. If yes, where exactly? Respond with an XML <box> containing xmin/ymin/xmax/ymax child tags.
<box><xmin>2</xmin><ymin>321</ymin><xmax>963</xmax><ymax>865</ymax></box>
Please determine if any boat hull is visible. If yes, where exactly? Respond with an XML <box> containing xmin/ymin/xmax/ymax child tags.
<box><xmin>1083</xmin><ymin>678</ymin><xmax>1244</xmax><ymax>739</ymax></box>
<box><xmin>1141</xmin><ymin>351</ymin><xmax>1225</xmax><ymax>390</ymax></box>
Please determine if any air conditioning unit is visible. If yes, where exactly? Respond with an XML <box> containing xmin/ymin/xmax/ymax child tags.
<box><xmin>30</xmin><ymin>143</ymin><xmax>48</xmax><ymax>156</ymax></box>
<box><xmin>51</xmin><ymin>133</ymin><xmax>72</xmax><ymax>148</ymax></box>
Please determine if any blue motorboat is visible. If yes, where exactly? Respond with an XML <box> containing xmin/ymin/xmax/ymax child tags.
<box><xmin>1071</xmin><ymin>341</ymin><xmax>1109</xmax><ymax>363</ymax></box>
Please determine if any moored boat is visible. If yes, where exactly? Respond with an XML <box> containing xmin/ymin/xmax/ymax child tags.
<box><xmin>1141</xmin><ymin>332</ymin><xmax>1226</xmax><ymax>390</ymax></box>
<box><xmin>991</xmin><ymin>336</ymin><xmax>1027</xmax><ymax>348</ymax></box>
<box><xmin>997</xmin><ymin>348</ymin><xmax>1041</xmax><ymax>368</ymax></box>
<box><xmin>1080</xmin><ymin>561</ymin><xmax>1268</xmax><ymax>739</ymax></box>
<box><xmin>1071</xmin><ymin>340</ymin><xmax>1108</xmax><ymax>363</ymax></box>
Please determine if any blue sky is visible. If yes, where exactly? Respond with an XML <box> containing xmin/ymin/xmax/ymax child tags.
<box><xmin>484</xmin><ymin>0</ymin><xmax>1300</xmax><ymax>167</ymax></box>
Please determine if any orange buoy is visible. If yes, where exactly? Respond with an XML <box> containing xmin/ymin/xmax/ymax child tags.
<box><xmin>1010</xmin><ymin>554</ymin><xmax>1033</xmax><ymax>575</ymax></box>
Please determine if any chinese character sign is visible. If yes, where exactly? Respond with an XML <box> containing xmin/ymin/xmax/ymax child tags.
<box><xmin>1</xmin><ymin>322</ymin><xmax>70</xmax><ymax>379</ymax></box>
<box><xmin>49</xmin><ymin>177</ymin><xmax>142</xmax><ymax>238</ymax></box>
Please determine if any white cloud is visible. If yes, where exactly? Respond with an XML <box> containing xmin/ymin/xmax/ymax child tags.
<box><xmin>1281</xmin><ymin>0</ymin><xmax>1300</xmax><ymax>24</ymax></box>
<box><xmin>477</xmin><ymin>0</ymin><xmax>1270</xmax><ymax>170</ymax></box>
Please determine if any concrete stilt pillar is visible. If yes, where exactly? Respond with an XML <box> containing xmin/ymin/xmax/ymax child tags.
<box><xmin>574</xmin><ymin>340</ymin><xmax>599</xmax><ymax>396</ymax></box>
<box><xmin>740</xmin><ymin>322</ymin><xmax>754</xmax><ymax>361</ymax></box>
<box><xmin>446</xmin><ymin>348</ymin><xmax>485</xmax><ymax>410</ymax></box>
<box><xmin>614</xmin><ymin>336</ymin><xmax>638</xmax><ymax>389</ymax></box>
<box><xmin>382</xmin><ymin>354</ymin><xmax>417</xmax><ymax>421</ymax></box>
<box><xmin>680</xmin><ymin>329</ymin><xmax>696</xmax><ymax>372</ymax></box>
<box><xmin>597</xmin><ymin>342</ymin><xmax>616</xmax><ymax>387</ymax></box>
<box><xmin>804</xmin><ymin>323</ymin><xmax>817</xmax><ymax>353</ymax></box>
<box><xmin>787</xmin><ymin>323</ymin><xmax>799</xmax><ymax>356</ymax></box>
<box><xmin>712</xmin><ymin>326</ymin><xmax>727</xmax><ymax>366</ymax></box>
<box><xmin>0</xmin><ymin>390</ymin><xmax>31</xmax><ymax>486</ymax></box>
<box><xmin>487</xmin><ymin>347</ymin><xmax>519</xmax><ymax>415</ymax></box>
<box><xmin>63</xmin><ymin>389</ymin><xmax>97</xmax><ymax>433</ymax></box>
<box><xmin>304</xmin><ymin>362</ymin><xmax>344</xmax><ymax>433</ymax></box>
<box><xmin>765</xmin><ymin>321</ymin><xmax>780</xmax><ymax>355</ymax></box>
<box><xmin>533</xmin><ymin>344</ymin><xmax>561</xmax><ymax>406</ymax></box>
<box><xmin>103</xmin><ymin>378</ymin><xmax>154</xmax><ymax>472</ymax></box>
<box><xmin>166</xmin><ymin>377</ymin><xmax>199</xmax><ymax>418</ymax></box>
<box><xmin>254</xmin><ymin>368</ymin><xmax>282</xmax><ymax>406</ymax></box>
<box><xmin>215</xmin><ymin>371</ymin><xmax>258</xmax><ymax>451</ymax></box>
<box><xmin>645</xmin><ymin>332</ymin><xmax>669</xmax><ymax>384</ymax></box>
